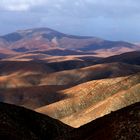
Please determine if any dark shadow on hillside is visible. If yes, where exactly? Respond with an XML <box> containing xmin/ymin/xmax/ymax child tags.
<box><xmin>0</xmin><ymin>85</ymin><xmax>71</xmax><ymax>109</ymax></box>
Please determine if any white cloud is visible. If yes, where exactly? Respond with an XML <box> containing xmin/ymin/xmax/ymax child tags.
<box><xmin>0</xmin><ymin>0</ymin><xmax>45</xmax><ymax>11</ymax></box>
<box><xmin>0</xmin><ymin>0</ymin><xmax>140</xmax><ymax>16</ymax></box>
<box><xmin>6</xmin><ymin>4</ymin><xmax>30</xmax><ymax>11</ymax></box>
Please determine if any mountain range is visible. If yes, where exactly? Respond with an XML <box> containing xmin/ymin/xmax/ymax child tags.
<box><xmin>0</xmin><ymin>27</ymin><xmax>140</xmax><ymax>139</ymax></box>
<box><xmin>0</xmin><ymin>27</ymin><xmax>140</xmax><ymax>58</ymax></box>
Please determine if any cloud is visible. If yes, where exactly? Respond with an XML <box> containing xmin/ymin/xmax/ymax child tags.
<box><xmin>0</xmin><ymin>0</ymin><xmax>140</xmax><ymax>18</ymax></box>
<box><xmin>0</xmin><ymin>0</ymin><xmax>45</xmax><ymax>11</ymax></box>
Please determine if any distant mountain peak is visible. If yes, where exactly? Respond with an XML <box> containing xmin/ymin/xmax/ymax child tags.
<box><xmin>17</xmin><ymin>27</ymin><xmax>62</xmax><ymax>35</ymax></box>
<box><xmin>0</xmin><ymin>27</ymin><xmax>138</xmax><ymax>55</ymax></box>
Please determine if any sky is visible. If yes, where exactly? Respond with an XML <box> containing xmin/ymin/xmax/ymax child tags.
<box><xmin>0</xmin><ymin>0</ymin><xmax>140</xmax><ymax>42</ymax></box>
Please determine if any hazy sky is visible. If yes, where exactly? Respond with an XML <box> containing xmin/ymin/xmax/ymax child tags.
<box><xmin>0</xmin><ymin>0</ymin><xmax>140</xmax><ymax>42</ymax></box>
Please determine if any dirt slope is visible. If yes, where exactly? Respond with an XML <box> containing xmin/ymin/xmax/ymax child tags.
<box><xmin>36</xmin><ymin>73</ymin><xmax>140</xmax><ymax>127</ymax></box>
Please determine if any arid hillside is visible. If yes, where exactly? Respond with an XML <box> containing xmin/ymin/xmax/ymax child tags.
<box><xmin>40</xmin><ymin>62</ymin><xmax>140</xmax><ymax>86</ymax></box>
<box><xmin>36</xmin><ymin>73</ymin><xmax>140</xmax><ymax>127</ymax></box>
<box><xmin>0</xmin><ymin>28</ymin><xmax>140</xmax><ymax>139</ymax></box>
<box><xmin>58</xmin><ymin>102</ymin><xmax>140</xmax><ymax>140</ymax></box>
<box><xmin>0</xmin><ymin>62</ymin><xmax>140</xmax><ymax>110</ymax></box>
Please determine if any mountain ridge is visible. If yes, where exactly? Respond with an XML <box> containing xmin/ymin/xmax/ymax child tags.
<box><xmin>0</xmin><ymin>101</ymin><xmax>139</xmax><ymax>140</ymax></box>
<box><xmin>0</xmin><ymin>27</ymin><xmax>138</xmax><ymax>57</ymax></box>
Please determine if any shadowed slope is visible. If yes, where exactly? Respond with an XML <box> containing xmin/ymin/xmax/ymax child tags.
<box><xmin>0</xmin><ymin>85</ymin><xmax>68</xmax><ymax>109</ymax></box>
<box><xmin>0</xmin><ymin>102</ymin><xmax>139</xmax><ymax>140</ymax></box>
<box><xmin>0</xmin><ymin>58</ymin><xmax>94</xmax><ymax>76</ymax></box>
<box><xmin>99</xmin><ymin>51</ymin><xmax>140</xmax><ymax>65</ymax></box>
<box><xmin>41</xmin><ymin>62</ymin><xmax>140</xmax><ymax>86</ymax></box>
<box><xmin>27</xmin><ymin>48</ymin><xmax>92</xmax><ymax>56</ymax></box>
<box><xmin>0</xmin><ymin>61</ymin><xmax>54</xmax><ymax>75</ymax></box>
<box><xmin>0</xmin><ymin>102</ymin><xmax>72</xmax><ymax>140</ymax></box>
<box><xmin>0</xmin><ymin>46</ymin><xmax>18</xmax><ymax>59</ymax></box>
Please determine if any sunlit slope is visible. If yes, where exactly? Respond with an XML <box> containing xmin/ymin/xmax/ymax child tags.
<box><xmin>36</xmin><ymin>73</ymin><xmax>140</xmax><ymax>127</ymax></box>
